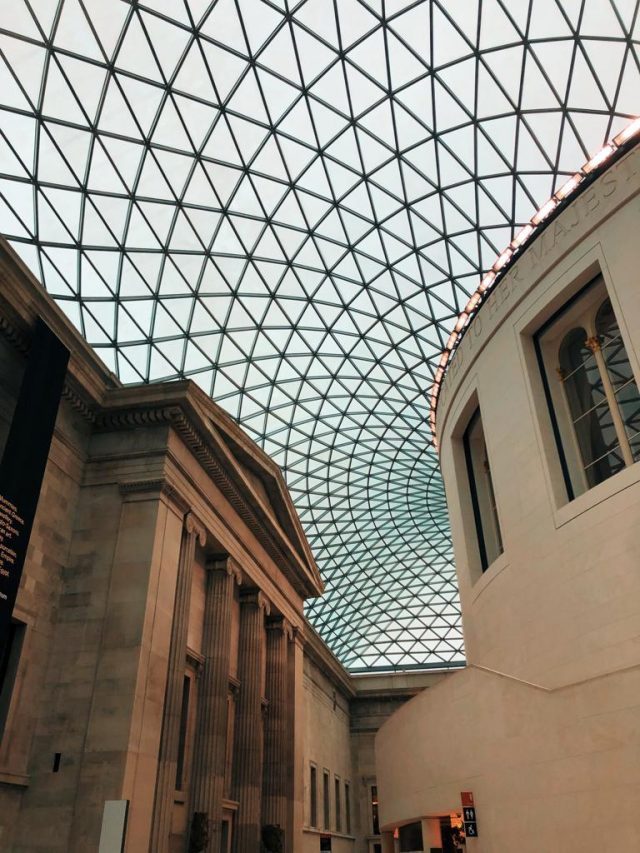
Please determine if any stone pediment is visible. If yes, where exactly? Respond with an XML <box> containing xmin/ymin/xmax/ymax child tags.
<box><xmin>0</xmin><ymin>237</ymin><xmax>323</xmax><ymax>601</ymax></box>
<box><xmin>97</xmin><ymin>382</ymin><xmax>324</xmax><ymax>600</ymax></box>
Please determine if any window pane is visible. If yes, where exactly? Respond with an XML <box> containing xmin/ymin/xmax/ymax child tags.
<box><xmin>560</xmin><ymin>329</ymin><xmax>605</xmax><ymax>421</ymax></box>
<box><xmin>310</xmin><ymin>766</ymin><xmax>317</xmax><ymax>827</ymax></box>
<box><xmin>464</xmin><ymin>408</ymin><xmax>503</xmax><ymax>570</ymax></box>
<box><xmin>595</xmin><ymin>298</ymin><xmax>619</xmax><ymax>346</ymax></box>
<box><xmin>573</xmin><ymin>398</ymin><xmax>619</xmax><ymax>476</ymax></box>
<box><xmin>323</xmin><ymin>772</ymin><xmax>330</xmax><ymax>830</ymax></box>
<box><xmin>584</xmin><ymin>446</ymin><xmax>625</xmax><ymax>486</ymax></box>
<box><xmin>602</xmin><ymin>335</ymin><xmax>635</xmax><ymax>389</ymax></box>
<box><xmin>615</xmin><ymin>379</ymin><xmax>640</xmax><ymax>449</ymax></box>
<box><xmin>628</xmin><ymin>431</ymin><xmax>640</xmax><ymax>461</ymax></box>
<box><xmin>371</xmin><ymin>785</ymin><xmax>380</xmax><ymax>835</ymax></box>
<box><xmin>345</xmin><ymin>783</ymin><xmax>351</xmax><ymax>834</ymax></box>
<box><xmin>175</xmin><ymin>675</ymin><xmax>191</xmax><ymax>790</ymax></box>
<box><xmin>399</xmin><ymin>822</ymin><xmax>423</xmax><ymax>852</ymax></box>
<box><xmin>537</xmin><ymin>278</ymin><xmax>638</xmax><ymax>500</ymax></box>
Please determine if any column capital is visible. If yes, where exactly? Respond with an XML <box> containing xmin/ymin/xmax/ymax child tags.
<box><xmin>585</xmin><ymin>334</ymin><xmax>602</xmax><ymax>353</ymax></box>
<box><xmin>185</xmin><ymin>512</ymin><xmax>207</xmax><ymax>546</ymax></box>
<box><xmin>118</xmin><ymin>477</ymin><xmax>190</xmax><ymax>514</ymax></box>
<box><xmin>289</xmin><ymin>625</ymin><xmax>305</xmax><ymax>649</ymax></box>
<box><xmin>266</xmin><ymin>615</ymin><xmax>294</xmax><ymax>641</ymax></box>
<box><xmin>207</xmin><ymin>554</ymin><xmax>242</xmax><ymax>586</ymax></box>
<box><xmin>240</xmin><ymin>587</ymin><xmax>271</xmax><ymax>616</ymax></box>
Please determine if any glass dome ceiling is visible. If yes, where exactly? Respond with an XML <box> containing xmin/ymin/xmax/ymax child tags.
<box><xmin>1</xmin><ymin>0</ymin><xmax>638</xmax><ymax>670</ymax></box>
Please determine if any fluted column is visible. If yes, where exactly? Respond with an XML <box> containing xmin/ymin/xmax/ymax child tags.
<box><xmin>232</xmin><ymin>589</ymin><xmax>270</xmax><ymax>853</ymax></box>
<box><xmin>149</xmin><ymin>512</ymin><xmax>206</xmax><ymax>853</ymax></box>
<box><xmin>262</xmin><ymin>616</ymin><xmax>293</xmax><ymax>848</ymax></box>
<box><xmin>287</xmin><ymin>627</ymin><xmax>306</xmax><ymax>853</ymax></box>
<box><xmin>190</xmin><ymin>556</ymin><xmax>242</xmax><ymax>852</ymax></box>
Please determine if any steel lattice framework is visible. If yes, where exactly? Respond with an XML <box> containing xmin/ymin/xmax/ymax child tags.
<box><xmin>0</xmin><ymin>0</ymin><xmax>638</xmax><ymax>669</ymax></box>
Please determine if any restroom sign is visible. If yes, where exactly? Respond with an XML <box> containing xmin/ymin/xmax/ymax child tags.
<box><xmin>460</xmin><ymin>792</ymin><xmax>479</xmax><ymax>838</ymax></box>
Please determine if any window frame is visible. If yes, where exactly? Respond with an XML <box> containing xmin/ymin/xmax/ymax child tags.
<box><xmin>534</xmin><ymin>274</ymin><xmax>640</xmax><ymax>500</ymax></box>
<box><xmin>309</xmin><ymin>763</ymin><xmax>318</xmax><ymax>828</ymax></box>
<box><xmin>174</xmin><ymin>660</ymin><xmax>199</xmax><ymax>799</ymax></box>
<box><xmin>175</xmin><ymin>673</ymin><xmax>191</xmax><ymax>791</ymax></box>
<box><xmin>462</xmin><ymin>406</ymin><xmax>504</xmax><ymax>572</ymax></box>
<box><xmin>323</xmin><ymin>769</ymin><xmax>331</xmax><ymax>831</ymax></box>
<box><xmin>344</xmin><ymin>781</ymin><xmax>351</xmax><ymax>835</ymax></box>
<box><xmin>370</xmin><ymin>784</ymin><xmax>380</xmax><ymax>836</ymax></box>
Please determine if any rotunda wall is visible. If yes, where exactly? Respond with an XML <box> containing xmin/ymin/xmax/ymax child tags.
<box><xmin>436</xmin><ymin>144</ymin><xmax>640</xmax><ymax>687</ymax></box>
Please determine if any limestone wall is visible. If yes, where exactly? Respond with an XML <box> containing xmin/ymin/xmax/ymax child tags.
<box><xmin>302</xmin><ymin>633</ymin><xmax>356</xmax><ymax>853</ymax></box>
<box><xmin>0</xmin><ymin>330</ymin><xmax>92</xmax><ymax>851</ymax></box>
<box><xmin>0</xmin><ymin>238</ymin><xmax>323</xmax><ymax>853</ymax></box>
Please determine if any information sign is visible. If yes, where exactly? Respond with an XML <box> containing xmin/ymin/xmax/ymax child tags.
<box><xmin>0</xmin><ymin>319</ymin><xmax>69</xmax><ymax>647</ymax></box>
<box><xmin>460</xmin><ymin>791</ymin><xmax>479</xmax><ymax>838</ymax></box>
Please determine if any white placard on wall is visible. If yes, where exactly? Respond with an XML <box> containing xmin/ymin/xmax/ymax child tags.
<box><xmin>98</xmin><ymin>800</ymin><xmax>129</xmax><ymax>853</ymax></box>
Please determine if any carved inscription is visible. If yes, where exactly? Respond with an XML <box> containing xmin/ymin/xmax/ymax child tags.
<box><xmin>437</xmin><ymin>148</ymin><xmax>640</xmax><ymax>418</ymax></box>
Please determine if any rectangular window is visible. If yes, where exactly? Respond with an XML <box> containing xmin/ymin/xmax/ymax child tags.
<box><xmin>399</xmin><ymin>822</ymin><xmax>423</xmax><ymax>852</ymax></box>
<box><xmin>175</xmin><ymin>674</ymin><xmax>191</xmax><ymax>790</ymax></box>
<box><xmin>464</xmin><ymin>407</ymin><xmax>503</xmax><ymax>571</ymax></box>
<box><xmin>536</xmin><ymin>275</ymin><xmax>640</xmax><ymax>499</ymax></box>
<box><xmin>335</xmin><ymin>777</ymin><xmax>341</xmax><ymax>832</ymax></box>
<box><xmin>310</xmin><ymin>765</ymin><xmax>318</xmax><ymax>827</ymax></box>
<box><xmin>371</xmin><ymin>785</ymin><xmax>380</xmax><ymax>835</ymax></box>
<box><xmin>0</xmin><ymin>619</ymin><xmax>25</xmax><ymax>739</ymax></box>
<box><xmin>224</xmin><ymin>689</ymin><xmax>235</xmax><ymax>799</ymax></box>
<box><xmin>345</xmin><ymin>782</ymin><xmax>351</xmax><ymax>834</ymax></box>
<box><xmin>323</xmin><ymin>770</ymin><xmax>330</xmax><ymax>830</ymax></box>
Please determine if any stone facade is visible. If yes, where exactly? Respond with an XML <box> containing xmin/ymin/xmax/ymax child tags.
<box><xmin>301</xmin><ymin>626</ymin><xmax>448</xmax><ymax>853</ymax></box>
<box><xmin>0</xmin><ymin>238</ymin><xmax>323</xmax><ymax>853</ymax></box>
<box><xmin>0</xmin><ymin>237</ymin><xmax>441</xmax><ymax>853</ymax></box>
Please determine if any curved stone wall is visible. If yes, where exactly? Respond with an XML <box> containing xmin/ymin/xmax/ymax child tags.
<box><xmin>376</xmin><ymin>146</ymin><xmax>640</xmax><ymax>852</ymax></box>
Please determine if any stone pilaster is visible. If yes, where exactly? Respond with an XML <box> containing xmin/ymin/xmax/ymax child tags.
<box><xmin>149</xmin><ymin>513</ymin><xmax>206</xmax><ymax>853</ymax></box>
<box><xmin>262</xmin><ymin>616</ymin><xmax>293</xmax><ymax>847</ymax></box>
<box><xmin>224</xmin><ymin>678</ymin><xmax>240</xmax><ymax>799</ymax></box>
<box><xmin>232</xmin><ymin>589</ymin><xmax>270</xmax><ymax>853</ymax></box>
<box><xmin>68</xmin><ymin>484</ymin><xmax>186</xmax><ymax>852</ymax></box>
<box><xmin>190</xmin><ymin>556</ymin><xmax>242</xmax><ymax>851</ymax></box>
<box><xmin>287</xmin><ymin>627</ymin><xmax>306</xmax><ymax>853</ymax></box>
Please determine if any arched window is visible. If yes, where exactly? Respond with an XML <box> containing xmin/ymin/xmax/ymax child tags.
<box><xmin>537</xmin><ymin>277</ymin><xmax>640</xmax><ymax>498</ymax></box>
<box><xmin>558</xmin><ymin>325</ymin><xmax>621</xmax><ymax>488</ymax></box>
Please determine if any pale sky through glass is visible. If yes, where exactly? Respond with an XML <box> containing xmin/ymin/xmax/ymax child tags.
<box><xmin>0</xmin><ymin>0</ymin><xmax>638</xmax><ymax>669</ymax></box>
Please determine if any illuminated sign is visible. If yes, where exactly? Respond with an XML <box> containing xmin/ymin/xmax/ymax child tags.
<box><xmin>0</xmin><ymin>319</ymin><xmax>69</xmax><ymax>646</ymax></box>
<box><xmin>460</xmin><ymin>792</ymin><xmax>479</xmax><ymax>839</ymax></box>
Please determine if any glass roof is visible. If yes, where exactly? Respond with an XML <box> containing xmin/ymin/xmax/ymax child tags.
<box><xmin>0</xmin><ymin>0</ymin><xmax>638</xmax><ymax>670</ymax></box>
